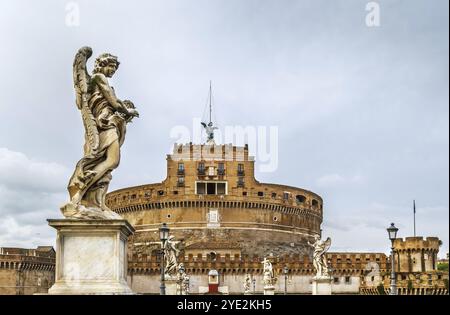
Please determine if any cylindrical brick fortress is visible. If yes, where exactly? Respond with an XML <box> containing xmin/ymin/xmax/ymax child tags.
<box><xmin>106</xmin><ymin>143</ymin><xmax>323</xmax><ymax>257</ymax></box>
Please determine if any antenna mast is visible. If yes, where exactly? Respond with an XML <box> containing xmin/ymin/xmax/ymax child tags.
<box><xmin>413</xmin><ymin>200</ymin><xmax>416</xmax><ymax>237</ymax></box>
<box><xmin>209</xmin><ymin>80</ymin><xmax>212</xmax><ymax>124</ymax></box>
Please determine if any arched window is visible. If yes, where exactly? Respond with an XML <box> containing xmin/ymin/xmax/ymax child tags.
<box><xmin>296</xmin><ymin>195</ymin><xmax>306</xmax><ymax>203</ymax></box>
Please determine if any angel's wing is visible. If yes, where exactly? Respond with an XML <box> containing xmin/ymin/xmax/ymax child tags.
<box><xmin>323</xmin><ymin>237</ymin><xmax>332</xmax><ymax>253</ymax></box>
<box><xmin>73</xmin><ymin>46</ymin><xmax>99</xmax><ymax>155</ymax></box>
<box><xmin>201</xmin><ymin>122</ymin><xmax>207</xmax><ymax>128</ymax></box>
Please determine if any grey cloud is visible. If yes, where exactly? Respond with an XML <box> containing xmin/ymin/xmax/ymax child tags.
<box><xmin>0</xmin><ymin>148</ymin><xmax>70</xmax><ymax>193</ymax></box>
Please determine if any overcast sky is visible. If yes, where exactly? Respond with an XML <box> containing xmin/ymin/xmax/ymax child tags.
<box><xmin>0</xmin><ymin>0</ymin><xmax>448</xmax><ymax>256</ymax></box>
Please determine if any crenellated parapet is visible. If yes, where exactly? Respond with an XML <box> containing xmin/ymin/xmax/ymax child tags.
<box><xmin>127</xmin><ymin>252</ymin><xmax>388</xmax><ymax>277</ymax></box>
<box><xmin>393</xmin><ymin>237</ymin><xmax>441</xmax><ymax>251</ymax></box>
<box><xmin>0</xmin><ymin>247</ymin><xmax>55</xmax><ymax>272</ymax></box>
<box><xmin>392</xmin><ymin>237</ymin><xmax>442</xmax><ymax>273</ymax></box>
<box><xmin>0</xmin><ymin>247</ymin><xmax>55</xmax><ymax>295</ymax></box>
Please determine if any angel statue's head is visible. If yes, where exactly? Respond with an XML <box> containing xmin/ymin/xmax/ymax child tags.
<box><xmin>93</xmin><ymin>53</ymin><xmax>120</xmax><ymax>78</ymax></box>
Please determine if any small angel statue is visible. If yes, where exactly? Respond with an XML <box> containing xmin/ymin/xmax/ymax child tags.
<box><xmin>164</xmin><ymin>235</ymin><xmax>181</xmax><ymax>278</ymax></box>
<box><xmin>201</xmin><ymin>121</ymin><xmax>218</xmax><ymax>144</ymax></box>
<box><xmin>308</xmin><ymin>236</ymin><xmax>332</xmax><ymax>278</ymax></box>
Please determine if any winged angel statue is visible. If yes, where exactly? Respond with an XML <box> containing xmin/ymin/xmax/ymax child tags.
<box><xmin>308</xmin><ymin>236</ymin><xmax>332</xmax><ymax>278</ymax></box>
<box><xmin>60</xmin><ymin>47</ymin><xmax>139</xmax><ymax>219</ymax></box>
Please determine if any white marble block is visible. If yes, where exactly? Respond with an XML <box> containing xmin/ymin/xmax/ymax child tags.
<box><xmin>312</xmin><ymin>276</ymin><xmax>333</xmax><ymax>295</ymax></box>
<box><xmin>47</xmin><ymin>219</ymin><xmax>135</xmax><ymax>295</ymax></box>
<box><xmin>263</xmin><ymin>285</ymin><xmax>275</xmax><ymax>295</ymax></box>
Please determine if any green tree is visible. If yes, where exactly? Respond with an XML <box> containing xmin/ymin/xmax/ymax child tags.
<box><xmin>407</xmin><ymin>280</ymin><xmax>413</xmax><ymax>291</ymax></box>
<box><xmin>437</xmin><ymin>262</ymin><xmax>448</xmax><ymax>272</ymax></box>
<box><xmin>377</xmin><ymin>283</ymin><xmax>386</xmax><ymax>295</ymax></box>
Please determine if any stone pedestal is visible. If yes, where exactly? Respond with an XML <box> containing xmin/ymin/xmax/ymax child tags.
<box><xmin>263</xmin><ymin>285</ymin><xmax>275</xmax><ymax>295</ymax></box>
<box><xmin>47</xmin><ymin>219</ymin><xmax>135</xmax><ymax>295</ymax></box>
<box><xmin>312</xmin><ymin>276</ymin><xmax>332</xmax><ymax>295</ymax></box>
<box><xmin>165</xmin><ymin>277</ymin><xmax>178</xmax><ymax>295</ymax></box>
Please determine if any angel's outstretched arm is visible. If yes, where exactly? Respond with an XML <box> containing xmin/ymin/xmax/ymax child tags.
<box><xmin>93</xmin><ymin>73</ymin><xmax>129</xmax><ymax>114</ymax></box>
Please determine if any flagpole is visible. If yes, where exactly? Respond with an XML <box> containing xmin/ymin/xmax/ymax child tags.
<box><xmin>413</xmin><ymin>200</ymin><xmax>416</xmax><ymax>237</ymax></box>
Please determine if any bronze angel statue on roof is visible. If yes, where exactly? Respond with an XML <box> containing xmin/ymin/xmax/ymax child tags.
<box><xmin>61</xmin><ymin>46</ymin><xmax>139</xmax><ymax>220</ymax></box>
<box><xmin>308</xmin><ymin>236</ymin><xmax>332</xmax><ymax>278</ymax></box>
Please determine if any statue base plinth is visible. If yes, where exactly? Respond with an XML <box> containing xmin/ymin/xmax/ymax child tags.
<box><xmin>47</xmin><ymin>219</ymin><xmax>135</xmax><ymax>295</ymax></box>
<box><xmin>263</xmin><ymin>285</ymin><xmax>275</xmax><ymax>295</ymax></box>
<box><xmin>312</xmin><ymin>276</ymin><xmax>332</xmax><ymax>295</ymax></box>
<box><xmin>165</xmin><ymin>277</ymin><xmax>179</xmax><ymax>295</ymax></box>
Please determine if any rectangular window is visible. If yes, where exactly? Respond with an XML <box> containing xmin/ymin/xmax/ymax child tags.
<box><xmin>197</xmin><ymin>182</ymin><xmax>206</xmax><ymax>195</ymax></box>
<box><xmin>237</xmin><ymin>163</ymin><xmax>244</xmax><ymax>175</ymax></box>
<box><xmin>198</xmin><ymin>162</ymin><xmax>205</xmax><ymax>175</ymax></box>
<box><xmin>345</xmin><ymin>276</ymin><xmax>351</xmax><ymax>284</ymax></box>
<box><xmin>178</xmin><ymin>163</ymin><xmax>184</xmax><ymax>171</ymax></box>
<box><xmin>218</xmin><ymin>163</ymin><xmax>225</xmax><ymax>175</ymax></box>
<box><xmin>271</xmin><ymin>192</ymin><xmax>277</xmax><ymax>199</ymax></box>
<box><xmin>217</xmin><ymin>183</ymin><xmax>226</xmax><ymax>195</ymax></box>
<box><xmin>177</xmin><ymin>176</ymin><xmax>185</xmax><ymax>186</ymax></box>
<box><xmin>196</xmin><ymin>181</ymin><xmax>227</xmax><ymax>195</ymax></box>
<box><xmin>257</xmin><ymin>191</ymin><xmax>264</xmax><ymax>197</ymax></box>
<box><xmin>207</xmin><ymin>182</ymin><xmax>216</xmax><ymax>195</ymax></box>
<box><xmin>283</xmin><ymin>192</ymin><xmax>290</xmax><ymax>200</ymax></box>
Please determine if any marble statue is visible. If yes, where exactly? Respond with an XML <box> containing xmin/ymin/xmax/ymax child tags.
<box><xmin>164</xmin><ymin>235</ymin><xmax>181</xmax><ymax>278</ymax></box>
<box><xmin>243</xmin><ymin>273</ymin><xmax>252</xmax><ymax>294</ymax></box>
<box><xmin>61</xmin><ymin>46</ymin><xmax>139</xmax><ymax>220</ymax></box>
<box><xmin>182</xmin><ymin>274</ymin><xmax>190</xmax><ymax>295</ymax></box>
<box><xmin>176</xmin><ymin>263</ymin><xmax>190</xmax><ymax>295</ymax></box>
<box><xmin>308</xmin><ymin>236</ymin><xmax>332</xmax><ymax>278</ymax></box>
<box><xmin>262</xmin><ymin>257</ymin><xmax>275</xmax><ymax>287</ymax></box>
